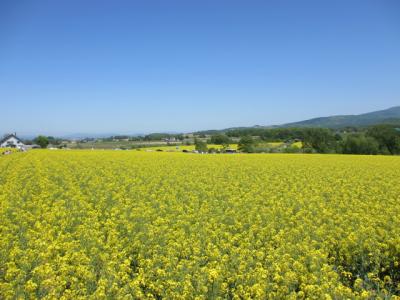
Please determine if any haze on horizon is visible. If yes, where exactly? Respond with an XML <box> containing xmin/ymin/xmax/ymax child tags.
<box><xmin>1</xmin><ymin>0</ymin><xmax>399</xmax><ymax>136</ymax></box>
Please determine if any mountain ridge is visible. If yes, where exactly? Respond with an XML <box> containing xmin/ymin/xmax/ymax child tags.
<box><xmin>280</xmin><ymin>106</ymin><xmax>400</xmax><ymax>128</ymax></box>
<box><xmin>6</xmin><ymin>106</ymin><xmax>400</xmax><ymax>139</ymax></box>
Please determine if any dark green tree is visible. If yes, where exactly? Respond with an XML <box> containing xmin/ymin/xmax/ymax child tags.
<box><xmin>302</xmin><ymin>128</ymin><xmax>336</xmax><ymax>153</ymax></box>
<box><xmin>238</xmin><ymin>136</ymin><xmax>255</xmax><ymax>153</ymax></box>
<box><xmin>210</xmin><ymin>134</ymin><xmax>232</xmax><ymax>145</ymax></box>
<box><xmin>34</xmin><ymin>136</ymin><xmax>49</xmax><ymax>149</ymax></box>
<box><xmin>194</xmin><ymin>139</ymin><xmax>208</xmax><ymax>153</ymax></box>
<box><xmin>366</xmin><ymin>125</ymin><xmax>400</xmax><ymax>154</ymax></box>
<box><xmin>47</xmin><ymin>136</ymin><xmax>62</xmax><ymax>145</ymax></box>
<box><xmin>340</xmin><ymin>134</ymin><xmax>379</xmax><ymax>155</ymax></box>
<box><xmin>208</xmin><ymin>147</ymin><xmax>217</xmax><ymax>153</ymax></box>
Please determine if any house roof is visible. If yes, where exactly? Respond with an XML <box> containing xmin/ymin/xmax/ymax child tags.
<box><xmin>0</xmin><ymin>134</ymin><xmax>23</xmax><ymax>145</ymax></box>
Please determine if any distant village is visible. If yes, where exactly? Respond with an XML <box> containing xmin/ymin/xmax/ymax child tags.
<box><xmin>0</xmin><ymin>132</ymin><xmax>239</xmax><ymax>154</ymax></box>
<box><xmin>0</xmin><ymin>131</ymin><xmax>297</xmax><ymax>155</ymax></box>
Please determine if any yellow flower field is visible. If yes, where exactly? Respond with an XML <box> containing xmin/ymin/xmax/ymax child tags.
<box><xmin>0</xmin><ymin>151</ymin><xmax>399</xmax><ymax>299</ymax></box>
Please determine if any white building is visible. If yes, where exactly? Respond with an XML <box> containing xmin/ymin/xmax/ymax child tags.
<box><xmin>0</xmin><ymin>133</ymin><xmax>25</xmax><ymax>149</ymax></box>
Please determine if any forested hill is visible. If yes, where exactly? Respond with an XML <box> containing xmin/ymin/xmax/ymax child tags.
<box><xmin>281</xmin><ymin>106</ymin><xmax>400</xmax><ymax>128</ymax></box>
<box><xmin>194</xmin><ymin>106</ymin><xmax>400</xmax><ymax>135</ymax></box>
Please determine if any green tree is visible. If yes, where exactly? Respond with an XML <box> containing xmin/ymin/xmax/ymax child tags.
<box><xmin>302</xmin><ymin>128</ymin><xmax>336</xmax><ymax>153</ymax></box>
<box><xmin>366</xmin><ymin>125</ymin><xmax>400</xmax><ymax>155</ymax></box>
<box><xmin>238</xmin><ymin>136</ymin><xmax>255</xmax><ymax>153</ymax></box>
<box><xmin>208</xmin><ymin>147</ymin><xmax>217</xmax><ymax>153</ymax></box>
<box><xmin>34</xmin><ymin>136</ymin><xmax>49</xmax><ymax>149</ymax></box>
<box><xmin>210</xmin><ymin>134</ymin><xmax>232</xmax><ymax>145</ymax></box>
<box><xmin>283</xmin><ymin>145</ymin><xmax>302</xmax><ymax>153</ymax></box>
<box><xmin>47</xmin><ymin>136</ymin><xmax>62</xmax><ymax>145</ymax></box>
<box><xmin>340</xmin><ymin>134</ymin><xmax>379</xmax><ymax>155</ymax></box>
<box><xmin>194</xmin><ymin>139</ymin><xmax>208</xmax><ymax>153</ymax></box>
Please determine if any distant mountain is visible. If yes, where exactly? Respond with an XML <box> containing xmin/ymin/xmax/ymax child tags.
<box><xmin>7</xmin><ymin>106</ymin><xmax>399</xmax><ymax>140</ymax></box>
<box><xmin>281</xmin><ymin>106</ymin><xmax>400</xmax><ymax>128</ymax></box>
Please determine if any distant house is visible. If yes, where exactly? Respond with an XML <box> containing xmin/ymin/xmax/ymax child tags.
<box><xmin>0</xmin><ymin>133</ymin><xmax>25</xmax><ymax>149</ymax></box>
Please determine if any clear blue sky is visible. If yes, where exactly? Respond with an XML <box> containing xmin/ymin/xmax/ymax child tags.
<box><xmin>1</xmin><ymin>0</ymin><xmax>399</xmax><ymax>136</ymax></box>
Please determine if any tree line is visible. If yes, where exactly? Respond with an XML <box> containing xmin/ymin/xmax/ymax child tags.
<box><xmin>30</xmin><ymin>124</ymin><xmax>400</xmax><ymax>155</ymax></box>
<box><xmin>205</xmin><ymin>125</ymin><xmax>400</xmax><ymax>154</ymax></box>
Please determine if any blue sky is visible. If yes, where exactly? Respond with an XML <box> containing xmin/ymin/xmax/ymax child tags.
<box><xmin>1</xmin><ymin>0</ymin><xmax>399</xmax><ymax>136</ymax></box>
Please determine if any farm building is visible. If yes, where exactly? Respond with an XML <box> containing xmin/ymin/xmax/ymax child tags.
<box><xmin>0</xmin><ymin>133</ymin><xmax>25</xmax><ymax>149</ymax></box>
